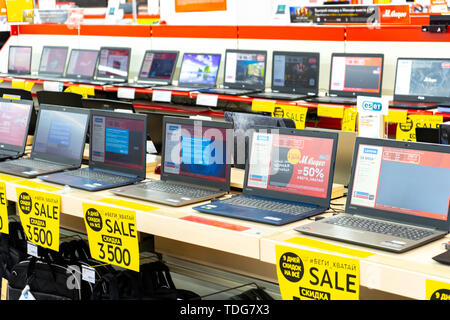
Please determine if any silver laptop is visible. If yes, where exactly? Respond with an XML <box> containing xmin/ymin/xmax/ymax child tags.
<box><xmin>296</xmin><ymin>137</ymin><xmax>450</xmax><ymax>253</ymax></box>
<box><xmin>111</xmin><ymin>116</ymin><xmax>233</xmax><ymax>207</ymax></box>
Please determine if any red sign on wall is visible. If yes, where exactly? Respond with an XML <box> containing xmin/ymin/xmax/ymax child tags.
<box><xmin>175</xmin><ymin>0</ymin><xmax>227</xmax><ymax>13</ymax></box>
<box><xmin>378</xmin><ymin>5</ymin><xmax>410</xmax><ymax>24</ymax></box>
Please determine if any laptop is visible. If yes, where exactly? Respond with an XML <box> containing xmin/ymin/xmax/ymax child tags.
<box><xmin>224</xmin><ymin>111</ymin><xmax>295</xmax><ymax>169</ymax></box>
<box><xmin>0</xmin><ymin>98</ymin><xmax>34</xmax><ymax>161</ymax></box>
<box><xmin>306</xmin><ymin>53</ymin><xmax>384</xmax><ymax>105</ymax></box>
<box><xmin>0</xmin><ymin>46</ymin><xmax>32</xmax><ymax>77</ymax></box>
<box><xmin>415</xmin><ymin>127</ymin><xmax>440</xmax><ymax>144</ymax></box>
<box><xmin>200</xmin><ymin>49</ymin><xmax>267</xmax><ymax>96</ymax></box>
<box><xmin>389</xmin><ymin>58</ymin><xmax>450</xmax><ymax>110</ymax></box>
<box><xmin>114</xmin><ymin>50</ymin><xmax>179</xmax><ymax>88</ymax></box>
<box><xmin>156</xmin><ymin>53</ymin><xmax>221</xmax><ymax>92</ymax></box>
<box><xmin>110</xmin><ymin>116</ymin><xmax>232</xmax><ymax>207</ymax></box>
<box><xmin>249</xmin><ymin>51</ymin><xmax>320</xmax><ymax>101</ymax></box>
<box><xmin>0</xmin><ymin>105</ymin><xmax>90</xmax><ymax>178</ymax></box>
<box><xmin>39</xmin><ymin>110</ymin><xmax>147</xmax><ymax>191</ymax></box>
<box><xmin>81</xmin><ymin>98</ymin><xmax>135</xmax><ymax>113</ymax></box>
<box><xmin>37</xmin><ymin>46</ymin><xmax>69</xmax><ymax>81</ymax></box>
<box><xmin>193</xmin><ymin>127</ymin><xmax>339</xmax><ymax>225</ymax></box>
<box><xmin>92</xmin><ymin>47</ymin><xmax>132</xmax><ymax>85</ymax></box>
<box><xmin>296</xmin><ymin>137</ymin><xmax>450</xmax><ymax>253</ymax></box>
<box><xmin>36</xmin><ymin>91</ymin><xmax>83</xmax><ymax>108</ymax></box>
<box><xmin>63</xmin><ymin>49</ymin><xmax>100</xmax><ymax>83</ymax></box>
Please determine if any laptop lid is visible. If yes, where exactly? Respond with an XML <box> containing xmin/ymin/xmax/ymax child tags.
<box><xmin>65</xmin><ymin>49</ymin><xmax>99</xmax><ymax>80</ymax></box>
<box><xmin>177</xmin><ymin>53</ymin><xmax>221</xmax><ymax>88</ymax></box>
<box><xmin>243</xmin><ymin>127</ymin><xmax>338</xmax><ymax>208</ymax></box>
<box><xmin>31</xmin><ymin>105</ymin><xmax>90</xmax><ymax>166</ymax></box>
<box><xmin>393</xmin><ymin>58</ymin><xmax>450</xmax><ymax>103</ymax></box>
<box><xmin>36</xmin><ymin>91</ymin><xmax>83</xmax><ymax>108</ymax></box>
<box><xmin>161</xmin><ymin>116</ymin><xmax>232</xmax><ymax>192</ymax></box>
<box><xmin>415</xmin><ymin>127</ymin><xmax>440</xmax><ymax>144</ymax></box>
<box><xmin>271</xmin><ymin>51</ymin><xmax>320</xmax><ymax>95</ymax></box>
<box><xmin>8</xmin><ymin>46</ymin><xmax>32</xmax><ymax>75</ymax></box>
<box><xmin>223</xmin><ymin>49</ymin><xmax>267</xmax><ymax>90</ymax></box>
<box><xmin>89</xmin><ymin>110</ymin><xmax>147</xmax><ymax>179</ymax></box>
<box><xmin>38</xmin><ymin>46</ymin><xmax>69</xmax><ymax>76</ymax></box>
<box><xmin>346</xmin><ymin>137</ymin><xmax>450</xmax><ymax>232</ymax></box>
<box><xmin>146</xmin><ymin>112</ymin><xmax>189</xmax><ymax>154</ymax></box>
<box><xmin>137</xmin><ymin>50</ymin><xmax>179</xmax><ymax>84</ymax></box>
<box><xmin>328</xmin><ymin>53</ymin><xmax>384</xmax><ymax>98</ymax></box>
<box><xmin>0</xmin><ymin>98</ymin><xmax>33</xmax><ymax>153</ymax></box>
<box><xmin>81</xmin><ymin>98</ymin><xmax>135</xmax><ymax>113</ymax></box>
<box><xmin>96</xmin><ymin>47</ymin><xmax>131</xmax><ymax>81</ymax></box>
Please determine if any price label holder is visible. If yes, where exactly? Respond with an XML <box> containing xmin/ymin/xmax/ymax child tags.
<box><xmin>0</xmin><ymin>182</ymin><xmax>8</xmax><ymax>234</ymax></box>
<box><xmin>196</xmin><ymin>93</ymin><xmax>218</xmax><ymax>107</ymax></box>
<box><xmin>117</xmin><ymin>87</ymin><xmax>135</xmax><ymax>100</ymax></box>
<box><xmin>152</xmin><ymin>90</ymin><xmax>172</xmax><ymax>103</ymax></box>
<box><xmin>43</xmin><ymin>81</ymin><xmax>63</xmax><ymax>92</ymax></box>
<box><xmin>12</xmin><ymin>79</ymin><xmax>34</xmax><ymax>91</ymax></box>
<box><xmin>426</xmin><ymin>279</ymin><xmax>450</xmax><ymax>300</ymax></box>
<box><xmin>16</xmin><ymin>188</ymin><xmax>61</xmax><ymax>252</ymax></box>
<box><xmin>82</xmin><ymin>265</ymin><xmax>96</xmax><ymax>284</ymax></box>
<box><xmin>272</xmin><ymin>104</ymin><xmax>308</xmax><ymax>129</ymax></box>
<box><xmin>83</xmin><ymin>202</ymin><xmax>140</xmax><ymax>272</ymax></box>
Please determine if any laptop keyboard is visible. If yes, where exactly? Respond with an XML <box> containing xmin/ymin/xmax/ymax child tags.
<box><xmin>67</xmin><ymin>169</ymin><xmax>132</xmax><ymax>184</ymax></box>
<box><xmin>141</xmin><ymin>180</ymin><xmax>219</xmax><ymax>198</ymax></box>
<box><xmin>222</xmin><ymin>196</ymin><xmax>316</xmax><ymax>216</ymax></box>
<box><xmin>6</xmin><ymin>159</ymin><xmax>65</xmax><ymax>171</ymax></box>
<box><xmin>324</xmin><ymin>216</ymin><xmax>434</xmax><ymax>241</ymax></box>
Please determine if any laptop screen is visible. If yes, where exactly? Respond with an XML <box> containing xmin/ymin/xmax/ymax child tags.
<box><xmin>33</xmin><ymin>108</ymin><xmax>88</xmax><ymax>160</ymax></box>
<box><xmin>97</xmin><ymin>47</ymin><xmax>130</xmax><ymax>79</ymax></box>
<box><xmin>0</xmin><ymin>101</ymin><xmax>32</xmax><ymax>147</ymax></box>
<box><xmin>8</xmin><ymin>46</ymin><xmax>32</xmax><ymax>74</ymax></box>
<box><xmin>272</xmin><ymin>52</ymin><xmax>319</xmax><ymax>94</ymax></box>
<box><xmin>329</xmin><ymin>54</ymin><xmax>384</xmax><ymax>97</ymax></box>
<box><xmin>66</xmin><ymin>49</ymin><xmax>99</xmax><ymax>78</ymax></box>
<box><xmin>350</xmin><ymin>143</ymin><xmax>450</xmax><ymax>222</ymax></box>
<box><xmin>224</xmin><ymin>50</ymin><xmax>266</xmax><ymax>89</ymax></box>
<box><xmin>138</xmin><ymin>51</ymin><xmax>178</xmax><ymax>81</ymax></box>
<box><xmin>178</xmin><ymin>53</ymin><xmax>221</xmax><ymax>86</ymax></box>
<box><xmin>91</xmin><ymin>115</ymin><xmax>146</xmax><ymax>171</ymax></box>
<box><xmin>394</xmin><ymin>58</ymin><xmax>450</xmax><ymax>102</ymax></box>
<box><xmin>163</xmin><ymin>121</ymin><xmax>229</xmax><ymax>183</ymax></box>
<box><xmin>246</xmin><ymin>131</ymin><xmax>335</xmax><ymax>199</ymax></box>
<box><xmin>39</xmin><ymin>46</ymin><xmax>68</xmax><ymax>74</ymax></box>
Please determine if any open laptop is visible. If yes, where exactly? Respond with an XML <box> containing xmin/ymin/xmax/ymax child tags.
<box><xmin>296</xmin><ymin>137</ymin><xmax>450</xmax><ymax>253</ymax></box>
<box><xmin>39</xmin><ymin>110</ymin><xmax>147</xmax><ymax>191</ymax></box>
<box><xmin>249</xmin><ymin>51</ymin><xmax>320</xmax><ymax>101</ymax></box>
<box><xmin>389</xmin><ymin>58</ymin><xmax>450</xmax><ymax>110</ymax></box>
<box><xmin>224</xmin><ymin>111</ymin><xmax>295</xmax><ymax>169</ymax></box>
<box><xmin>92</xmin><ymin>47</ymin><xmax>131</xmax><ymax>85</ymax></box>
<box><xmin>114</xmin><ymin>50</ymin><xmax>179</xmax><ymax>88</ymax></box>
<box><xmin>156</xmin><ymin>53</ymin><xmax>221</xmax><ymax>92</ymax></box>
<box><xmin>193</xmin><ymin>127</ymin><xmax>339</xmax><ymax>225</ymax></box>
<box><xmin>306</xmin><ymin>53</ymin><xmax>384</xmax><ymax>105</ymax></box>
<box><xmin>200</xmin><ymin>49</ymin><xmax>267</xmax><ymax>96</ymax></box>
<box><xmin>110</xmin><ymin>116</ymin><xmax>232</xmax><ymax>207</ymax></box>
<box><xmin>37</xmin><ymin>46</ymin><xmax>69</xmax><ymax>81</ymax></box>
<box><xmin>36</xmin><ymin>91</ymin><xmax>83</xmax><ymax>108</ymax></box>
<box><xmin>0</xmin><ymin>105</ymin><xmax>90</xmax><ymax>178</ymax></box>
<box><xmin>0</xmin><ymin>98</ymin><xmax>34</xmax><ymax>161</ymax></box>
<box><xmin>0</xmin><ymin>46</ymin><xmax>32</xmax><ymax>77</ymax></box>
<box><xmin>63</xmin><ymin>49</ymin><xmax>99</xmax><ymax>83</ymax></box>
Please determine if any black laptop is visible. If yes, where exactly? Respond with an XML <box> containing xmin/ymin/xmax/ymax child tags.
<box><xmin>39</xmin><ymin>110</ymin><xmax>147</xmax><ymax>191</ymax></box>
<box><xmin>249</xmin><ymin>51</ymin><xmax>320</xmax><ymax>101</ymax></box>
<box><xmin>0</xmin><ymin>46</ymin><xmax>32</xmax><ymax>77</ymax></box>
<box><xmin>145</xmin><ymin>112</ymin><xmax>189</xmax><ymax>154</ymax></box>
<box><xmin>0</xmin><ymin>105</ymin><xmax>90</xmax><ymax>178</ymax></box>
<box><xmin>201</xmin><ymin>49</ymin><xmax>267</xmax><ymax>96</ymax></box>
<box><xmin>389</xmin><ymin>58</ymin><xmax>450</xmax><ymax>110</ymax></box>
<box><xmin>63</xmin><ymin>49</ymin><xmax>100</xmax><ymax>83</ymax></box>
<box><xmin>37</xmin><ymin>46</ymin><xmax>69</xmax><ymax>81</ymax></box>
<box><xmin>91</xmin><ymin>47</ymin><xmax>132</xmax><ymax>85</ymax></box>
<box><xmin>0</xmin><ymin>98</ymin><xmax>34</xmax><ymax>161</ymax></box>
<box><xmin>306</xmin><ymin>53</ymin><xmax>384</xmax><ymax>105</ymax></box>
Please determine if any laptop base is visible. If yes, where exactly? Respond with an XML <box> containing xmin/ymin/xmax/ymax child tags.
<box><xmin>248</xmin><ymin>92</ymin><xmax>311</xmax><ymax>101</ymax></box>
<box><xmin>306</xmin><ymin>96</ymin><xmax>357</xmax><ymax>105</ymax></box>
<box><xmin>389</xmin><ymin>101</ymin><xmax>438</xmax><ymax>110</ymax></box>
<box><xmin>199</xmin><ymin>88</ymin><xmax>259</xmax><ymax>96</ymax></box>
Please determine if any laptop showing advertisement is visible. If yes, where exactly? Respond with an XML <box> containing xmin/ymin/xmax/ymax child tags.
<box><xmin>37</xmin><ymin>46</ymin><xmax>69</xmax><ymax>80</ymax></box>
<box><xmin>2</xmin><ymin>46</ymin><xmax>32</xmax><ymax>76</ymax></box>
<box><xmin>93</xmin><ymin>47</ymin><xmax>131</xmax><ymax>85</ymax></box>
<box><xmin>307</xmin><ymin>53</ymin><xmax>384</xmax><ymax>105</ymax></box>
<box><xmin>249</xmin><ymin>51</ymin><xmax>320</xmax><ymax>101</ymax></box>
<box><xmin>0</xmin><ymin>105</ymin><xmax>90</xmax><ymax>178</ymax></box>
<box><xmin>193</xmin><ymin>127</ymin><xmax>339</xmax><ymax>225</ymax></box>
<box><xmin>111</xmin><ymin>116</ymin><xmax>232</xmax><ymax>207</ymax></box>
<box><xmin>0</xmin><ymin>98</ymin><xmax>34</xmax><ymax>161</ymax></box>
<box><xmin>64</xmin><ymin>49</ymin><xmax>99</xmax><ymax>82</ymax></box>
<box><xmin>390</xmin><ymin>58</ymin><xmax>450</xmax><ymax>110</ymax></box>
<box><xmin>39</xmin><ymin>110</ymin><xmax>147</xmax><ymax>191</ymax></box>
<box><xmin>296</xmin><ymin>137</ymin><xmax>450</xmax><ymax>253</ymax></box>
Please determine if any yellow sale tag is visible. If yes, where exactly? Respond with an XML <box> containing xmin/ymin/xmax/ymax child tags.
<box><xmin>83</xmin><ymin>202</ymin><xmax>140</xmax><ymax>272</ymax></box>
<box><xmin>65</xmin><ymin>85</ymin><xmax>95</xmax><ymax>99</ymax></box>
<box><xmin>2</xmin><ymin>94</ymin><xmax>20</xmax><ymax>100</ymax></box>
<box><xmin>396</xmin><ymin>114</ymin><xmax>443</xmax><ymax>141</ymax></box>
<box><xmin>11</xmin><ymin>79</ymin><xmax>34</xmax><ymax>91</ymax></box>
<box><xmin>16</xmin><ymin>188</ymin><xmax>61</xmax><ymax>251</ymax></box>
<box><xmin>341</xmin><ymin>108</ymin><xmax>357</xmax><ymax>132</ymax></box>
<box><xmin>0</xmin><ymin>182</ymin><xmax>8</xmax><ymax>235</ymax></box>
<box><xmin>317</xmin><ymin>104</ymin><xmax>345</xmax><ymax>119</ymax></box>
<box><xmin>251</xmin><ymin>99</ymin><xmax>276</xmax><ymax>113</ymax></box>
<box><xmin>426</xmin><ymin>279</ymin><xmax>450</xmax><ymax>300</ymax></box>
<box><xmin>276</xmin><ymin>244</ymin><xmax>360</xmax><ymax>300</ymax></box>
<box><xmin>387</xmin><ymin>109</ymin><xmax>408</xmax><ymax>123</ymax></box>
<box><xmin>272</xmin><ymin>104</ymin><xmax>308</xmax><ymax>129</ymax></box>
<box><xmin>0</xmin><ymin>174</ymin><xmax>21</xmax><ymax>182</ymax></box>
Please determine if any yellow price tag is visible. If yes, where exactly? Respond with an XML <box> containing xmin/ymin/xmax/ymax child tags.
<box><xmin>65</xmin><ymin>85</ymin><xmax>95</xmax><ymax>99</ymax></box>
<box><xmin>0</xmin><ymin>174</ymin><xmax>21</xmax><ymax>182</ymax></box>
<box><xmin>251</xmin><ymin>99</ymin><xmax>276</xmax><ymax>113</ymax></box>
<box><xmin>11</xmin><ymin>79</ymin><xmax>34</xmax><ymax>91</ymax></box>
<box><xmin>396</xmin><ymin>114</ymin><xmax>443</xmax><ymax>141</ymax></box>
<box><xmin>83</xmin><ymin>202</ymin><xmax>140</xmax><ymax>272</ymax></box>
<box><xmin>426</xmin><ymin>279</ymin><xmax>450</xmax><ymax>300</ymax></box>
<box><xmin>0</xmin><ymin>182</ymin><xmax>8</xmax><ymax>235</ymax></box>
<box><xmin>317</xmin><ymin>104</ymin><xmax>345</xmax><ymax>119</ymax></box>
<box><xmin>272</xmin><ymin>104</ymin><xmax>308</xmax><ymax>129</ymax></box>
<box><xmin>16</xmin><ymin>188</ymin><xmax>61</xmax><ymax>251</ymax></box>
<box><xmin>341</xmin><ymin>108</ymin><xmax>357</xmax><ymax>132</ymax></box>
<box><xmin>276</xmin><ymin>244</ymin><xmax>360</xmax><ymax>300</ymax></box>
<box><xmin>387</xmin><ymin>109</ymin><xmax>407</xmax><ymax>123</ymax></box>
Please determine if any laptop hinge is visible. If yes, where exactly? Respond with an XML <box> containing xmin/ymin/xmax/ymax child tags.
<box><xmin>163</xmin><ymin>178</ymin><xmax>220</xmax><ymax>191</ymax></box>
<box><xmin>92</xmin><ymin>167</ymin><xmax>138</xmax><ymax>178</ymax></box>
